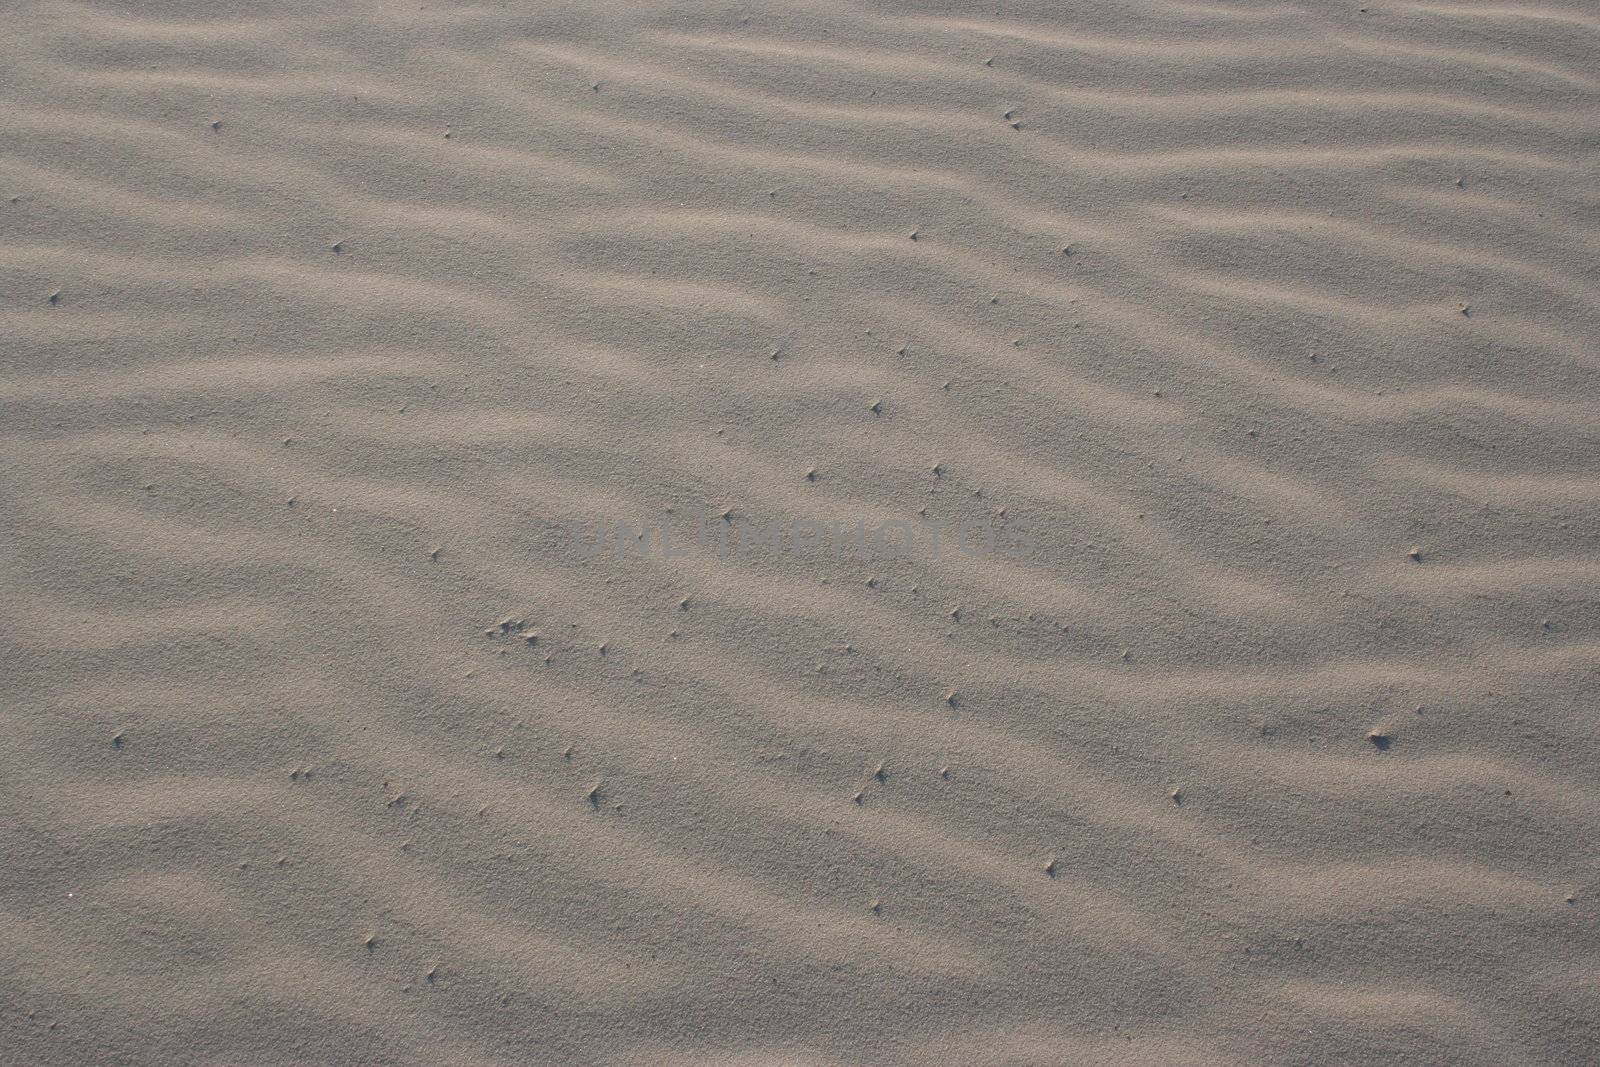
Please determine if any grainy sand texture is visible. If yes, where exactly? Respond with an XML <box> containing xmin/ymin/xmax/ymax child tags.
<box><xmin>3</xmin><ymin>0</ymin><xmax>1599</xmax><ymax>1064</ymax></box>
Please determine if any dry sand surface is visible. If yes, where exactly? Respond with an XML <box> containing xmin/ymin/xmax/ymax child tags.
<box><xmin>3</xmin><ymin>0</ymin><xmax>1599</xmax><ymax>1064</ymax></box>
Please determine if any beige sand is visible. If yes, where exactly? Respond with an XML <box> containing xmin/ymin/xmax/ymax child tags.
<box><xmin>3</xmin><ymin>1</ymin><xmax>1598</xmax><ymax>1063</ymax></box>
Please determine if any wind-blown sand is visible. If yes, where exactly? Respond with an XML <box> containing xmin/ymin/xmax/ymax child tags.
<box><xmin>3</xmin><ymin>1</ymin><xmax>1598</xmax><ymax>1063</ymax></box>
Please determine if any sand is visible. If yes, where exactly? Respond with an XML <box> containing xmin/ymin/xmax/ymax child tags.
<box><xmin>2</xmin><ymin>0</ymin><xmax>1598</xmax><ymax>1064</ymax></box>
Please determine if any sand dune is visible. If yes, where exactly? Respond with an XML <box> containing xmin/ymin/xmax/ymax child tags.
<box><xmin>3</xmin><ymin>1</ymin><xmax>1597</xmax><ymax>1063</ymax></box>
